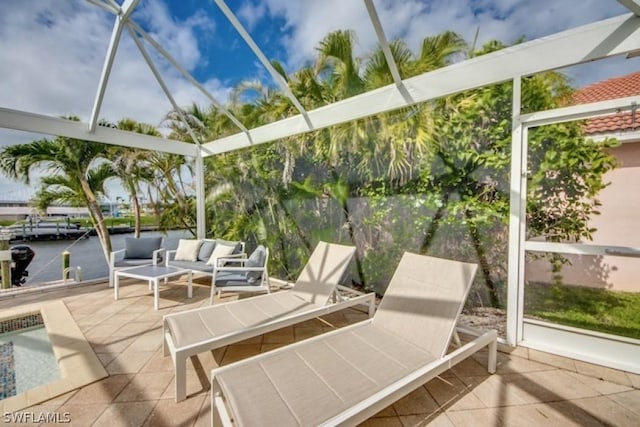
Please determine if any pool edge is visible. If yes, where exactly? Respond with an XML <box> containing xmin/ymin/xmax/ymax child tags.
<box><xmin>0</xmin><ymin>300</ymin><xmax>108</xmax><ymax>413</ymax></box>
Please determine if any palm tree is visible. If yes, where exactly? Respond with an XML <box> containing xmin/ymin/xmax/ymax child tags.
<box><xmin>316</xmin><ymin>30</ymin><xmax>365</xmax><ymax>101</ymax></box>
<box><xmin>147</xmin><ymin>152</ymin><xmax>195</xmax><ymax>234</ymax></box>
<box><xmin>0</xmin><ymin>123</ymin><xmax>114</xmax><ymax>261</ymax></box>
<box><xmin>358</xmin><ymin>33</ymin><xmax>467</xmax><ymax>183</ymax></box>
<box><xmin>112</xmin><ymin>118</ymin><xmax>161</xmax><ymax>237</ymax></box>
<box><xmin>199</xmin><ymin>29</ymin><xmax>470</xmax><ymax>286</ymax></box>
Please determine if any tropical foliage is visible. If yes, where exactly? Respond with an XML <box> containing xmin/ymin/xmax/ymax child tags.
<box><xmin>0</xmin><ymin>117</ymin><xmax>114</xmax><ymax>261</ymax></box>
<box><xmin>186</xmin><ymin>33</ymin><xmax>616</xmax><ymax>307</ymax></box>
<box><xmin>0</xmin><ymin>31</ymin><xmax>617</xmax><ymax>308</ymax></box>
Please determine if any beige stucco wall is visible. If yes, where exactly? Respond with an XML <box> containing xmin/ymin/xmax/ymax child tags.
<box><xmin>526</xmin><ymin>141</ymin><xmax>640</xmax><ymax>292</ymax></box>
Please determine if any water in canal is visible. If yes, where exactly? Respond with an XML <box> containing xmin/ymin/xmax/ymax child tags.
<box><xmin>14</xmin><ymin>230</ymin><xmax>192</xmax><ymax>286</ymax></box>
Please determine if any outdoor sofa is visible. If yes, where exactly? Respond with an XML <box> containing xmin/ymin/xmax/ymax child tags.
<box><xmin>165</xmin><ymin>238</ymin><xmax>245</xmax><ymax>277</ymax></box>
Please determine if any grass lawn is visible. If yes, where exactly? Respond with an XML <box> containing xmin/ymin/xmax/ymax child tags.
<box><xmin>525</xmin><ymin>282</ymin><xmax>640</xmax><ymax>340</ymax></box>
<box><xmin>72</xmin><ymin>216</ymin><xmax>159</xmax><ymax>228</ymax></box>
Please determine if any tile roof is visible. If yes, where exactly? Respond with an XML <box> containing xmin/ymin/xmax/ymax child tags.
<box><xmin>574</xmin><ymin>71</ymin><xmax>640</xmax><ymax>135</ymax></box>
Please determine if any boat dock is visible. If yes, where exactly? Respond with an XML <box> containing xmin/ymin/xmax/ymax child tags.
<box><xmin>8</xmin><ymin>222</ymin><xmax>90</xmax><ymax>242</ymax></box>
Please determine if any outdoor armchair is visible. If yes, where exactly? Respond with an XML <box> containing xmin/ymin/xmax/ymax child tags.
<box><xmin>210</xmin><ymin>253</ymin><xmax>498</xmax><ymax>426</ymax></box>
<box><xmin>210</xmin><ymin>245</ymin><xmax>269</xmax><ymax>303</ymax></box>
<box><xmin>108</xmin><ymin>236</ymin><xmax>165</xmax><ymax>288</ymax></box>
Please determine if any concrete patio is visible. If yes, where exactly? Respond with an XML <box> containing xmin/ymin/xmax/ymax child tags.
<box><xmin>0</xmin><ymin>276</ymin><xmax>638</xmax><ymax>426</ymax></box>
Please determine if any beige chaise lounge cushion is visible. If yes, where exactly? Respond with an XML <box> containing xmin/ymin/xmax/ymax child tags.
<box><xmin>167</xmin><ymin>292</ymin><xmax>323</xmax><ymax>348</ymax></box>
<box><xmin>166</xmin><ymin>241</ymin><xmax>356</xmax><ymax>349</ymax></box>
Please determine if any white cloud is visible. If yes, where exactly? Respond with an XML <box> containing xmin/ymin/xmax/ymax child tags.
<box><xmin>237</xmin><ymin>1</ymin><xmax>267</xmax><ymax>31</ymax></box>
<box><xmin>0</xmin><ymin>0</ymin><xmax>228</xmax><ymax>198</ymax></box>
<box><xmin>253</xmin><ymin>0</ymin><xmax>629</xmax><ymax>80</ymax></box>
<box><xmin>0</xmin><ymin>0</ymin><xmax>636</xmax><ymax>199</ymax></box>
<box><xmin>259</xmin><ymin>0</ymin><xmax>377</xmax><ymax>70</ymax></box>
<box><xmin>0</xmin><ymin>0</ymin><xmax>631</xmax><ymax>130</ymax></box>
<box><xmin>0</xmin><ymin>0</ymin><xmax>227</xmax><ymax>126</ymax></box>
<box><xmin>0</xmin><ymin>1</ymin><xmax>111</xmax><ymax>118</ymax></box>
<box><xmin>133</xmin><ymin>0</ymin><xmax>214</xmax><ymax>72</ymax></box>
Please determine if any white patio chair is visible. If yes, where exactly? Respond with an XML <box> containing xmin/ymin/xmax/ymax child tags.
<box><xmin>210</xmin><ymin>245</ymin><xmax>270</xmax><ymax>303</ymax></box>
<box><xmin>108</xmin><ymin>236</ymin><xmax>165</xmax><ymax>288</ymax></box>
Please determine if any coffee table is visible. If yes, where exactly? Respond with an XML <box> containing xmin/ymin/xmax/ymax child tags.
<box><xmin>114</xmin><ymin>265</ymin><xmax>192</xmax><ymax>310</ymax></box>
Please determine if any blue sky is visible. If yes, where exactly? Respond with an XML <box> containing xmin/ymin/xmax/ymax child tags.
<box><xmin>0</xmin><ymin>0</ymin><xmax>636</xmax><ymax>200</ymax></box>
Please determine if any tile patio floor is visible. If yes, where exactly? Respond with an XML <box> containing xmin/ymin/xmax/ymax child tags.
<box><xmin>0</xmin><ymin>276</ymin><xmax>638</xmax><ymax>426</ymax></box>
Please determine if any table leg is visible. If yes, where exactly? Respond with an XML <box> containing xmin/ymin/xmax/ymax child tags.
<box><xmin>153</xmin><ymin>278</ymin><xmax>159</xmax><ymax>310</ymax></box>
<box><xmin>187</xmin><ymin>271</ymin><xmax>192</xmax><ymax>298</ymax></box>
<box><xmin>114</xmin><ymin>274</ymin><xmax>120</xmax><ymax>300</ymax></box>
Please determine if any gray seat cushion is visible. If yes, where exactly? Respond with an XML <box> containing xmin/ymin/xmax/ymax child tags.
<box><xmin>114</xmin><ymin>258</ymin><xmax>153</xmax><ymax>268</ymax></box>
<box><xmin>214</xmin><ymin>272</ymin><xmax>255</xmax><ymax>287</ymax></box>
<box><xmin>124</xmin><ymin>237</ymin><xmax>162</xmax><ymax>259</ymax></box>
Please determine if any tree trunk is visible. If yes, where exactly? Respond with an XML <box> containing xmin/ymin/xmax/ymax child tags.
<box><xmin>327</xmin><ymin>169</ymin><xmax>366</xmax><ymax>288</ymax></box>
<box><xmin>131</xmin><ymin>191</ymin><xmax>141</xmax><ymax>238</ymax></box>
<box><xmin>465</xmin><ymin>211</ymin><xmax>500</xmax><ymax>307</ymax></box>
<box><xmin>277</xmin><ymin>198</ymin><xmax>312</xmax><ymax>252</ymax></box>
<box><xmin>341</xmin><ymin>197</ymin><xmax>366</xmax><ymax>288</ymax></box>
<box><xmin>80</xmin><ymin>179</ymin><xmax>112</xmax><ymax>262</ymax></box>
<box><xmin>420</xmin><ymin>193</ymin><xmax>449</xmax><ymax>253</ymax></box>
<box><xmin>147</xmin><ymin>187</ymin><xmax>162</xmax><ymax>222</ymax></box>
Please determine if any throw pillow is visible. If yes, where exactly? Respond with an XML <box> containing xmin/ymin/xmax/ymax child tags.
<box><xmin>206</xmin><ymin>244</ymin><xmax>235</xmax><ymax>266</ymax></box>
<box><xmin>174</xmin><ymin>239</ymin><xmax>202</xmax><ymax>262</ymax></box>
<box><xmin>197</xmin><ymin>240</ymin><xmax>217</xmax><ymax>261</ymax></box>
<box><xmin>124</xmin><ymin>237</ymin><xmax>162</xmax><ymax>259</ymax></box>
<box><xmin>246</xmin><ymin>245</ymin><xmax>267</xmax><ymax>283</ymax></box>
<box><xmin>216</xmin><ymin>239</ymin><xmax>243</xmax><ymax>254</ymax></box>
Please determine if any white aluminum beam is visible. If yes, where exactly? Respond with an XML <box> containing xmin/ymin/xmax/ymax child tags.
<box><xmin>364</xmin><ymin>0</ymin><xmax>402</xmax><ymax>85</ymax></box>
<box><xmin>0</xmin><ymin>108</ymin><xmax>196</xmax><ymax>156</ymax></box>
<box><xmin>128</xmin><ymin>24</ymin><xmax>208</xmax><ymax>236</ymax></box>
<box><xmin>88</xmin><ymin>0</ymin><xmax>140</xmax><ymax>133</ymax></box>
<box><xmin>522</xmin><ymin>320</ymin><xmax>640</xmax><ymax>374</ymax></box>
<box><xmin>364</xmin><ymin>0</ymin><xmax>414</xmax><ymax>104</ymax></box>
<box><xmin>507</xmin><ymin>77</ymin><xmax>524</xmax><ymax>346</ymax></box>
<box><xmin>201</xmin><ymin>13</ymin><xmax>640</xmax><ymax>156</ymax></box>
<box><xmin>521</xmin><ymin>95</ymin><xmax>640</xmax><ymax>127</ymax></box>
<box><xmin>619</xmin><ymin>0</ymin><xmax>640</xmax><ymax>16</ymax></box>
<box><xmin>525</xmin><ymin>241</ymin><xmax>640</xmax><ymax>256</ymax></box>
<box><xmin>126</xmin><ymin>24</ymin><xmax>200</xmax><ymax>143</ymax></box>
<box><xmin>127</xmin><ymin>20</ymin><xmax>251</xmax><ymax>140</ymax></box>
<box><xmin>85</xmin><ymin>0</ymin><xmax>119</xmax><ymax>15</ymax></box>
<box><xmin>195</xmin><ymin>152</ymin><xmax>206</xmax><ymax>239</ymax></box>
<box><xmin>213</xmin><ymin>0</ymin><xmax>314</xmax><ymax>130</ymax></box>
<box><xmin>104</xmin><ymin>0</ymin><xmax>120</xmax><ymax>11</ymax></box>
<box><xmin>590</xmin><ymin>129</ymin><xmax>640</xmax><ymax>143</ymax></box>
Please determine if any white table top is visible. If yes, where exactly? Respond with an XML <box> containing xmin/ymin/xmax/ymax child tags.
<box><xmin>116</xmin><ymin>265</ymin><xmax>190</xmax><ymax>279</ymax></box>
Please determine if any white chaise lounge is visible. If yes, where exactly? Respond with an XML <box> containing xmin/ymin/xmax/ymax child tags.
<box><xmin>163</xmin><ymin>241</ymin><xmax>376</xmax><ymax>402</ymax></box>
<box><xmin>210</xmin><ymin>252</ymin><xmax>498</xmax><ymax>426</ymax></box>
